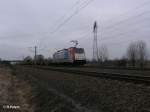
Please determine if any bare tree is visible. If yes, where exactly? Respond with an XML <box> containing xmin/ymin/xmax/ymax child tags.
<box><xmin>127</xmin><ymin>40</ymin><xmax>149</xmax><ymax>68</ymax></box>
<box><xmin>136</xmin><ymin>40</ymin><xmax>148</xmax><ymax>68</ymax></box>
<box><xmin>23</xmin><ymin>56</ymin><xmax>33</xmax><ymax>65</ymax></box>
<box><xmin>36</xmin><ymin>54</ymin><xmax>45</xmax><ymax>65</ymax></box>
<box><xmin>118</xmin><ymin>56</ymin><xmax>128</xmax><ymax>67</ymax></box>
<box><xmin>127</xmin><ymin>42</ymin><xmax>138</xmax><ymax>67</ymax></box>
<box><xmin>98</xmin><ymin>45</ymin><xmax>109</xmax><ymax>62</ymax></box>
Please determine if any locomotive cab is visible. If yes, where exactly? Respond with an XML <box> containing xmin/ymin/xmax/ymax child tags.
<box><xmin>74</xmin><ymin>48</ymin><xmax>86</xmax><ymax>64</ymax></box>
<box><xmin>68</xmin><ymin>47</ymin><xmax>86</xmax><ymax>65</ymax></box>
<box><xmin>53</xmin><ymin>47</ymin><xmax>86</xmax><ymax>65</ymax></box>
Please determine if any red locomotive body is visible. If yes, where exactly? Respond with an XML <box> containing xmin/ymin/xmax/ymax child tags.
<box><xmin>53</xmin><ymin>47</ymin><xmax>86</xmax><ymax>65</ymax></box>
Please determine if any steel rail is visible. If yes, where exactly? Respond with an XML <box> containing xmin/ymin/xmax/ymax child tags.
<box><xmin>35</xmin><ymin>66</ymin><xmax>150</xmax><ymax>84</ymax></box>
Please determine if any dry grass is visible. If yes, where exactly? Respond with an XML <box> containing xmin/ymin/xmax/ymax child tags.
<box><xmin>0</xmin><ymin>66</ymin><xmax>34</xmax><ymax>112</ymax></box>
<box><xmin>12</xmin><ymin>66</ymin><xmax>150</xmax><ymax>112</ymax></box>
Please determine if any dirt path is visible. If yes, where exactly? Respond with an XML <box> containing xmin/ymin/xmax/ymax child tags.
<box><xmin>1</xmin><ymin>65</ymin><xmax>98</xmax><ymax>112</ymax></box>
<box><xmin>0</xmin><ymin>66</ymin><xmax>34</xmax><ymax>112</ymax></box>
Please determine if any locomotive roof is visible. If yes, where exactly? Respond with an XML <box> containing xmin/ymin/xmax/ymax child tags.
<box><xmin>56</xmin><ymin>49</ymin><xmax>68</xmax><ymax>52</ymax></box>
<box><xmin>55</xmin><ymin>47</ymin><xmax>84</xmax><ymax>53</ymax></box>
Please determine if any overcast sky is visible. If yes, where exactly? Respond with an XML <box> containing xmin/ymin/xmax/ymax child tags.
<box><xmin>0</xmin><ymin>0</ymin><xmax>150</xmax><ymax>60</ymax></box>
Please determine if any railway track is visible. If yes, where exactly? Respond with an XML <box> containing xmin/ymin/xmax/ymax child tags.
<box><xmin>83</xmin><ymin>65</ymin><xmax>150</xmax><ymax>71</ymax></box>
<box><xmin>35</xmin><ymin>66</ymin><xmax>150</xmax><ymax>84</ymax></box>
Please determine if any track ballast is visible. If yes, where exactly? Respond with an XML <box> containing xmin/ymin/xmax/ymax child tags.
<box><xmin>34</xmin><ymin>66</ymin><xmax>150</xmax><ymax>84</ymax></box>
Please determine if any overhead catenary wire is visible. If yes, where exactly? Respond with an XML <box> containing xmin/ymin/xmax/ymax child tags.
<box><xmin>93</xmin><ymin>6</ymin><xmax>150</xmax><ymax>44</ymax></box>
<box><xmin>50</xmin><ymin>0</ymin><xmax>94</xmax><ymax>34</ymax></box>
<box><xmin>38</xmin><ymin>0</ymin><xmax>95</xmax><ymax>44</ymax></box>
<box><xmin>52</xmin><ymin>0</ymin><xmax>83</xmax><ymax>27</ymax></box>
<box><xmin>30</xmin><ymin>0</ymin><xmax>150</xmax><ymax>59</ymax></box>
<box><xmin>101</xmin><ymin>16</ymin><xmax>150</xmax><ymax>39</ymax></box>
<box><xmin>26</xmin><ymin>0</ymin><xmax>92</xmax><ymax>48</ymax></box>
<box><xmin>65</xmin><ymin>0</ymin><xmax>150</xmax><ymax>33</ymax></box>
<box><xmin>70</xmin><ymin>16</ymin><xmax>149</xmax><ymax>47</ymax></box>
<box><xmin>52</xmin><ymin>1</ymin><xmax>150</xmax><ymax>44</ymax></box>
<box><xmin>74</xmin><ymin>14</ymin><xmax>150</xmax><ymax>44</ymax></box>
<box><xmin>33</xmin><ymin>0</ymin><xmax>150</xmax><ymax>47</ymax></box>
<box><xmin>103</xmin><ymin>37</ymin><xmax>142</xmax><ymax>47</ymax></box>
<box><xmin>101</xmin><ymin>0</ymin><xmax>150</xmax><ymax>29</ymax></box>
<box><xmin>100</xmin><ymin>19</ymin><xmax>150</xmax><ymax>41</ymax></box>
<box><xmin>100</xmin><ymin>10</ymin><xmax>150</xmax><ymax>34</ymax></box>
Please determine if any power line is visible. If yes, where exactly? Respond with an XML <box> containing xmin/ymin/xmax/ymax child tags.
<box><xmin>93</xmin><ymin>9</ymin><xmax>150</xmax><ymax>44</ymax></box>
<box><xmin>49</xmin><ymin>0</ymin><xmax>150</xmax><ymax>42</ymax></box>
<box><xmin>33</xmin><ymin>1</ymin><xmax>150</xmax><ymax>57</ymax></box>
<box><xmin>101</xmin><ymin>0</ymin><xmax>150</xmax><ymax>29</ymax></box>
<box><xmin>102</xmin><ymin>31</ymin><xmax>150</xmax><ymax>47</ymax></box>
<box><xmin>76</xmin><ymin>32</ymin><xmax>91</xmax><ymax>40</ymax></box>
<box><xmin>21</xmin><ymin>0</ymin><xmax>92</xmax><ymax>47</ymax></box>
<box><xmin>64</xmin><ymin>0</ymin><xmax>150</xmax><ymax>33</ymax></box>
<box><xmin>100</xmin><ymin>20</ymin><xmax>150</xmax><ymax>41</ymax></box>
<box><xmin>38</xmin><ymin>0</ymin><xmax>94</xmax><ymax>43</ymax></box>
<box><xmin>104</xmin><ymin>39</ymin><xmax>138</xmax><ymax>47</ymax></box>
<box><xmin>103</xmin><ymin>14</ymin><xmax>149</xmax><ymax>38</ymax></box>
<box><xmin>53</xmin><ymin>0</ymin><xmax>82</xmax><ymax>27</ymax></box>
<box><xmin>101</xmin><ymin>10</ymin><xmax>150</xmax><ymax>33</ymax></box>
<box><xmin>50</xmin><ymin>0</ymin><xmax>94</xmax><ymax>34</ymax></box>
<box><xmin>57</xmin><ymin>0</ymin><xmax>150</xmax><ymax>36</ymax></box>
<box><xmin>78</xmin><ymin>1</ymin><xmax>150</xmax><ymax>38</ymax></box>
<box><xmin>21</xmin><ymin>0</ymin><xmax>150</xmax><ymax>49</ymax></box>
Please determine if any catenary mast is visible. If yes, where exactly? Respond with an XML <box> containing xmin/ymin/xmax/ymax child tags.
<box><xmin>93</xmin><ymin>21</ymin><xmax>98</xmax><ymax>62</ymax></box>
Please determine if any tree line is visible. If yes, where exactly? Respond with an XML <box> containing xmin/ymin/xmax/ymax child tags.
<box><xmin>19</xmin><ymin>40</ymin><xmax>149</xmax><ymax>69</ymax></box>
<box><xmin>95</xmin><ymin>40</ymin><xmax>149</xmax><ymax>69</ymax></box>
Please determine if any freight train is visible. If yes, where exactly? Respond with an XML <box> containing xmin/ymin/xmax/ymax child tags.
<box><xmin>53</xmin><ymin>47</ymin><xmax>86</xmax><ymax>65</ymax></box>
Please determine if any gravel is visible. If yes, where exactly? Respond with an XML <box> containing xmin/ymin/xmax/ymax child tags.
<box><xmin>13</xmin><ymin>66</ymin><xmax>150</xmax><ymax>112</ymax></box>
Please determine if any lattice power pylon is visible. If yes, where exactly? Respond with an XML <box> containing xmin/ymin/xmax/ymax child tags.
<box><xmin>93</xmin><ymin>21</ymin><xmax>98</xmax><ymax>62</ymax></box>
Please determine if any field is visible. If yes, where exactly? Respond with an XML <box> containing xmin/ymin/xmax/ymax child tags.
<box><xmin>0</xmin><ymin>65</ymin><xmax>33</xmax><ymax>112</ymax></box>
<box><xmin>0</xmin><ymin>65</ymin><xmax>150</xmax><ymax>112</ymax></box>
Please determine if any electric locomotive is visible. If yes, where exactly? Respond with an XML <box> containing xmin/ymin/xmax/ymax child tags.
<box><xmin>53</xmin><ymin>47</ymin><xmax>86</xmax><ymax>65</ymax></box>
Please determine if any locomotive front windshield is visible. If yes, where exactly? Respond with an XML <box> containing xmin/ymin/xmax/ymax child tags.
<box><xmin>75</xmin><ymin>48</ymin><xmax>84</xmax><ymax>53</ymax></box>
